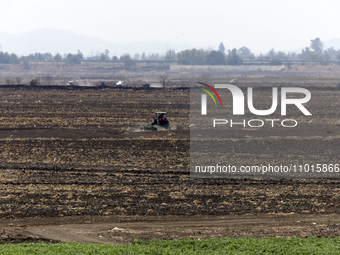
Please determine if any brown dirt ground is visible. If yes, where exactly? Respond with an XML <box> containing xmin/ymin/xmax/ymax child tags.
<box><xmin>0</xmin><ymin>85</ymin><xmax>339</xmax><ymax>243</ymax></box>
<box><xmin>2</xmin><ymin>214</ymin><xmax>340</xmax><ymax>244</ymax></box>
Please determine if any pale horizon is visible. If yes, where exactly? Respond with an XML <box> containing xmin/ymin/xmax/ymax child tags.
<box><xmin>1</xmin><ymin>0</ymin><xmax>340</xmax><ymax>55</ymax></box>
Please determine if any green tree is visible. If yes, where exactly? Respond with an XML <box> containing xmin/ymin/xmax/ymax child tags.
<box><xmin>226</xmin><ymin>49</ymin><xmax>243</xmax><ymax>65</ymax></box>
<box><xmin>300</xmin><ymin>45</ymin><xmax>327</xmax><ymax>63</ymax></box>
<box><xmin>310</xmin><ymin>37</ymin><xmax>323</xmax><ymax>54</ymax></box>
<box><xmin>176</xmin><ymin>49</ymin><xmax>207</xmax><ymax>65</ymax></box>
<box><xmin>324</xmin><ymin>47</ymin><xmax>337</xmax><ymax>60</ymax></box>
<box><xmin>120</xmin><ymin>55</ymin><xmax>136</xmax><ymax>70</ymax></box>
<box><xmin>300</xmin><ymin>47</ymin><xmax>312</xmax><ymax>60</ymax></box>
<box><xmin>237</xmin><ymin>47</ymin><xmax>254</xmax><ymax>59</ymax></box>
<box><xmin>275</xmin><ymin>51</ymin><xmax>287</xmax><ymax>60</ymax></box>
<box><xmin>165</xmin><ymin>49</ymin><xmax>176</xmax><ymax>60</ymax></box>
<box><xmin>0</xmin><ymin>51</ymin><xmax>19</xmax><ymax>63</ymax></box>
<box><xmin>100</xmin><ymin>49</ymin><xmax>110</xmax><ymax>61</ymax></box>
<box><xmin>218</xmin><ymin>42</ymin><xmax>225</xmax><ymax>55</ymax></box>
<box><xmin>54</xmin><ymin>53</ymin><xmax>62</xmax><ymax>61</ymax></box>
<box><xmin>206</xmin><ymin>50</ymin><xmax>225</xmax><ymax>65</ymax></box>
<box><xmin>134</xmin><ymin>53</ymin><xmax>140</xmax><ymax>60</ymax></box>
<box><xmin>266</xmin><ymin>48</ymin><xmax>275</xmax><ymax>59</ymax></box>
<box><xmin>65</xmin><ymin>50</ymin><xmax>83</xmax><ymax>65</ymax></box>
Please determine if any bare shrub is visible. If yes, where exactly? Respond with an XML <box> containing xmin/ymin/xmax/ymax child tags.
<box><xmin>30</xmin><ymin>79</ymin><xmax>40</xmax><ymax>86</ymax></box>
<box><xmin>15</xmin><ymin>77</ymin><xmax>22</xmax><ymax>85</ymax></box>
<box><xmin>159</xmin><ymin>74</ymin><xmax>168</xmax><ymax>89</ymax></box>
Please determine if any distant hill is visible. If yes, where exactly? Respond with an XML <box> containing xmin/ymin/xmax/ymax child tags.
<box><xmin>0</xmin><ymin>28</ymin><xmax>193</xmax><ymax>57</ymax></box>
<box><xmin>2</xmin><ymin>28</ymin><xmax>340</xmax><ymax>57</ymax></box>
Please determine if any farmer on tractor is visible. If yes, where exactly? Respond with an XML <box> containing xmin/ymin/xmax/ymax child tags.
<box><xmin>152</xmin><ymin>112</ymin><xmax>169</xmax><ymax>126</ymax></box>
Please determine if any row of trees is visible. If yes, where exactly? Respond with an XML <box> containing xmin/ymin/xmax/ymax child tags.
<box><xmin>0</xmin><ymin>48</ymin><xmax>176</xmax><ymax>65</ymax></box>
<box><xmin>176</xmin><ymin>48</ymin><xmax>243</xmax><ymax>65</ymax></box>
<box><xmin>176</xmin><ymin>38</ymin><xmax>340</xmax><ymax>65</ymax></box>
<box><xmin>0</xmin><ymin>51</ymin><xmax>19</xmax><ymax>64</ymax></box>
<box><xmin>0</xmin><ymin>38</ymin><xmax>339</xmax><ymax>65</ymax></box>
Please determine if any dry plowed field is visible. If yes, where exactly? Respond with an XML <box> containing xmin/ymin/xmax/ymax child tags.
<box><xmin>0</xmin><ymin>85</ymin><xmax>339</xmax><ymax>243</ymax></box>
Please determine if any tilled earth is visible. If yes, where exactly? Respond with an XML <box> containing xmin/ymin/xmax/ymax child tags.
<box><xmin>0</xmin><ymin>85</ymin><xmax>339</xmax><ymax>243</ymax></box>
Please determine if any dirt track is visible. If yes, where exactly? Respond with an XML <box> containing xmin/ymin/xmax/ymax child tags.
<box><xmin>2</xmin><ymin>214</ymin><xmax>340</xmax><ymax>244</ymax></box>
<box><xmin>0</xmin><ymin>85</ymin><xmax>339</xmax><ymax>243</ymax></box>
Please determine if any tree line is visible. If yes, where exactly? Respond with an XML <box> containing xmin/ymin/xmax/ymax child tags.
<box><xmin>176</xmin><ymin>38</ymin><xmax>340</xmax><ymax>66</ymax></box>
<box><xmin>0</xmin><ymin>37</ymin><xmax>339</xmax><ymax>66</ymax></box>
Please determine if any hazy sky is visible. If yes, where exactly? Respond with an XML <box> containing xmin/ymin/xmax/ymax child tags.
<box><xmin>1</xmin><ymin>0</ymin><xmax>339</xmax><ymax>53</ymax></box>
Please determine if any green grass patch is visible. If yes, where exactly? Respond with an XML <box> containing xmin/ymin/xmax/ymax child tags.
<box><xmin>1</xmin><ymin>237</ymin><xmax>340</xmax><ymax>254</ymax></box>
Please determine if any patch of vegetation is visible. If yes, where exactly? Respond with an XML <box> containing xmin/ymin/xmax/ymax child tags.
<box><xmin>1</xmin><ymin>237</ymin><xmax>340</xmax><ymax>254</ymax></box>
<box><xmin>269</xmin><ymin>58</ymin><xmax>283</xmax><ymax>65</ymax></box>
